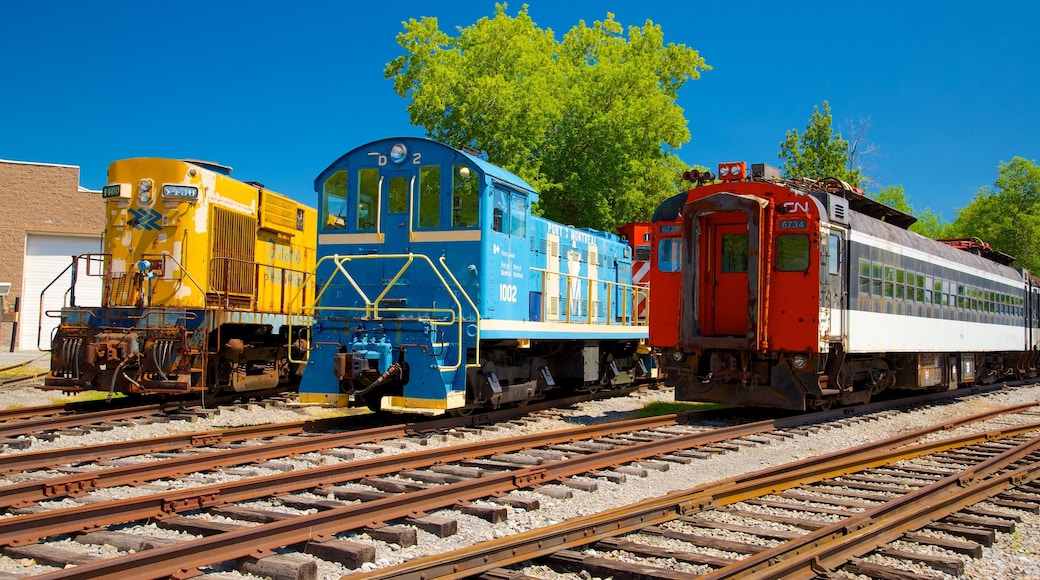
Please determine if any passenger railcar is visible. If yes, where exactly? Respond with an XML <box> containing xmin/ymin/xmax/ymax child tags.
<box><xmin>44</xmin><ymin>158</ymin><xmax>317</xmax><ymax>398</ymax></box>
<box><xmin>649</xmin><ymin>162</ymin><xmax>1040</xmax><ymax>410</ymax></box>
<box><xmin>298</xmin><ymin>137</ymin><xmax>649</xmax><ymax>414</ymax></box>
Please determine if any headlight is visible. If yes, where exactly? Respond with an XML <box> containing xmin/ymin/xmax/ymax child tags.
<box><xmin>669</xmin><ymin>350</ymin><xmax>686</xmax><ymax>363</ymax></box>
<box><xmin>389</xmin><ymin>143</ymin><xmax>408</xmax><ymax>164</ymax></box>
<box><xmin>791</xmin><ymin>354</ymin><xmax>809</xmax><ymax>369</ymax></box>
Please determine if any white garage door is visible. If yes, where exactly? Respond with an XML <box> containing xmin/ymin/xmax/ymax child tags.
<box><xmin>20</xmin><ymin>233</ymin><xmax>103</xmax><ymax>351</ymax></box>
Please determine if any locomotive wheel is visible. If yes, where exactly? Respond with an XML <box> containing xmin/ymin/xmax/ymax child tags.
<box><xmin>813</xmin><ymin>397</ymin><xmax>834</xmax><ymax>411</ymax></box>
<box><xmin>364</xmin><ymin>393</ymin><xmax>387</xmax><ymax>414</ymax></box>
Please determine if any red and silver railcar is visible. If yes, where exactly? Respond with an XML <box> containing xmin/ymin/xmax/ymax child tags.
<box><xmin>649</xmin><ymin>162</ymin><xmax>1040</xmax><ymax>410</ymax></box>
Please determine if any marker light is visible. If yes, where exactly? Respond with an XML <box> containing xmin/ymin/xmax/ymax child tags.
<box><xmin>718</xmin><ymin>162</ymin><xmax>747</xmax><ymax>182</ymax></box>
<box><xmin>138</xmin><ymin>180</ymin><xmax>153</xmax><ymax>203</ymax></box>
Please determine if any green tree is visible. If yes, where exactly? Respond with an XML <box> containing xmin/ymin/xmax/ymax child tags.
<box><xmin>870</xmin><ymin>184</ymin><xmax>951</xmax><ymax>238</ymax></box>
<box><xmin>385</xmin><ymin>4</ymin><xmax>709</xmax><ymax>231</ymax></box>
<box><xmin>949</xmin><ymin>157</ymin><xmax>1040</xmax><ymax>272</ymax></box>
<box><xmin>778</xmin><ymin>101</ymin><xmax>863</xmax><ymax>188</ymax></box>
<box><xmin>872</xmin><ymin>184</ymin><xmax>913</xmax><ymax>215</ymax></box>
<box><xmin>909</xmin><ymin>208</ymin><xmax>952</xmax><ymax>239</ymax></box>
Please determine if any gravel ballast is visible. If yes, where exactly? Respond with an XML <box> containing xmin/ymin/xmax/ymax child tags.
<box><xmin>0</xmin><ymin>383</ymin><xmax>1039</xmax><ymax>579</ymax></box>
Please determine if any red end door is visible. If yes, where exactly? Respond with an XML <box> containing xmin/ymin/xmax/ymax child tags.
<box><xmin>704</xmin><ymin>219</ymin><xmax>749</xmax><ymax>336</ymax></box>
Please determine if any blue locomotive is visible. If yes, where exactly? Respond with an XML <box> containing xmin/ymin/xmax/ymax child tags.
<box><xmin>297</xmin><ymin>137</ymin><xmax>650</xmax><ymax>414</ymax></box>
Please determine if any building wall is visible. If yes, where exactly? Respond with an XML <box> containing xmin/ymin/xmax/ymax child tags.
<box><xmin>0</xmin><ymin>160</ymin><xmax>104</xmax><ymax>351</ymax></box>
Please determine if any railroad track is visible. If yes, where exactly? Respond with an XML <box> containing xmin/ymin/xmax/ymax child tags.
<box><xmin>0</xmin><ymin>385</ymin><xmax>1036</xmax><ymax>578</ymax></box>
<box><xmin>0</xmin><ymin>370</ymin><xmax>47</xmax><ymax>389</ymax></box>
<box><xmin>379</xmin><ymin>415</ymin><xmax>1040</xmax><ymax>580</ymax></box>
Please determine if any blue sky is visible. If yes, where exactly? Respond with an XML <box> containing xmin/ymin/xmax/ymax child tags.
<box><xmin>3</xmin><ymin>1</ymin><xmax>1037</xmax><ymax>223</ymax></box>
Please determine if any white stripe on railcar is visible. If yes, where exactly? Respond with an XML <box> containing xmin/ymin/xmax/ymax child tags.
<box><xmin>844</xmin><ymin>310</ymin><xmax>1024</xmax><ymax>353</ymax></box>
<box><xmin>479</xmin><ymin>319</ymin><xmax>648</xmax><ymax>340</ymax></box>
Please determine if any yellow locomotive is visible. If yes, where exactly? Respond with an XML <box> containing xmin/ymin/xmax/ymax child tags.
<box><xmin>44</xmin><ymin>158</ymin><xmax>316</xmax><ymax>398</ymax></box>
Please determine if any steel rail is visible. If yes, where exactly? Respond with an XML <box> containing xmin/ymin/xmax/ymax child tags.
<box><xmin>0</xmin><ymin>419</ymin><xmax>329</xmax><ymax>476</ymax></box>
<box><xmin>700</xmin><ymin>433</ymin><xmax>1040</xmax><ymax>579</ymax></box>
<box><xmin>0</xmin><ymin>386</ymin><xmax>643</xmax><ymax>475</ymax></box>
<box><xmin>0</xmin><ymin>408</ymin><xmax>711</xmax><ymax>545</ymax></box>
<box><xmin>0</xmin><ymin>404</ymin><xmax>168</xmax><ymax>439</ymax></box>
<box><xmin>0</xmin><ymin>388</ymin><xmax>649</xmax><ymax>504</ymax></box>
<box><xmin>0</xmin><ymin>370</ymin><xmax>47</xmax><ymax>389</ymax></box>
<box><xmin>341</xmin><ymin>414</ymin><xmax>1040</xmax><ymax>579</ymax></box>
<box><xmin>0</xmin><ymin>402</ymin><xmax>68</xmax><ymax>422</ymax></box>
<box><xmin>21</xmin><ymin>404</ymin><xmax>1040</xmax><ymax>579</ymax></box>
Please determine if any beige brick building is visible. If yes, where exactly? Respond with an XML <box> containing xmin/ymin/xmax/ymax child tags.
<box><xmin>0</xmin><ymin>159</ymin><xmax>104</xmax><ymax>352</ymax></box>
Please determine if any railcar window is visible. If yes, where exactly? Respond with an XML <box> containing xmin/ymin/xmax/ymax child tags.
<box><xmin>451</xmin><ymin>164</ymin><xmax>479</xmax><ymax>228</ymax></box>
<box><xmin>776</xmin><ymin>235</ymin><xmax>809</xmax><ymax>271</ymax></box>
<box><xmin>635</xmin><ymin>246</ymin><xmax>651</xmax><ymax>261</ymax></box>
<box><xmin>827</xmin><ymin>234</ymin><xmax>841</xmax><ymax>274</ymax></box>
<box><xmin>418</xmin><ymin>165</ymin><xmax>441</xmax><ymax>228</ymax></box>
<box><xmin>858</xmin><ymin>260</ymin><xmax>871</xmax><ymax>295</ymax></box>
<box><xmin>510</xmin><ymin>196</ymin><xmax>526</xmax><ymax>238</ymax></box>
<box><xmin>358</xmin><ymin>168</ymin><xmax>379</xmax><ymax>231</ymax></box>
<box><xmin>388</xmin><ymin>176</ymin><xmax>408</xmax><ymax>214</ymax></box>
<box><xmin>884</xmin><ymin>266</ymin><xmax>895</xmax><ymax>298</ymax></box>
<box><xmin>658</xmin><ymin>238</ymin><xmax>682</xmax><ymax>272</ymax></box>
<box><xmin>322</xmin><ymin>170</ymin><xmax>348</xmax><ymax>230</ymax></box>
<box><xmin>721</xmin><ymin>234</ymin><xmax>749</xmax><ymax>273</ymax></box>
<box><xmin>492</xmin><ymin>190</ymin><xmax>508</xmax><ymax>234</ymax></box>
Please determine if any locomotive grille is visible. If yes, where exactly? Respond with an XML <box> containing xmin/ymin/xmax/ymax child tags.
<box><xmin>260</xmin><ymin>193</ymin><xmax>301</xmax><ymax>233</ymax></box>
<box><xmin>210</xmin><ymin>207</ymin><xmax>256</xmax><ymax>296</ymax></box>
<box><xmin>105</xmin><ymin>273</ymin><xmax>135</xmax><ymax>307</ymax></box>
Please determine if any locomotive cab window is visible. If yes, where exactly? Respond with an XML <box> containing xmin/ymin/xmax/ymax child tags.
<box><xmin>388</xmin><ymin>175</ymin><xmax>408</xmax><ymax>214</ymax></box>
<box><xmin>322</xmin><ymin>170</ymin><xmax>348</xmax><ymax>230</ymax></box>
<box><xmin>418</xmin><ymin>165</ymin><xmax>441</xmax><ymax>228</ymax></box>
<box><xmin>451</xmin><ymin>164</ymin><xmax>479</xmax><ymax>228</ymax></box>
<box><xmin>492</xmin><ymin>189</ymin><xmax>508</xmax><ymax>234</ymax></box>
<box><xmin>510</xmin><ymin>196</ymin><xmax>526</xmax><ymax>238</ymax></box>
<box><xmin>776</xmin><ymin>234</ymin><xmax>810</xmax><ymax>271</ymax></box>
<box><xmin>357</xmin><ymin>168</ymin><xmax>379</xmax><ymax>231</ymax></box>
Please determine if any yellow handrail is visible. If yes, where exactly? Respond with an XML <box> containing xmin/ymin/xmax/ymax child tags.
<box><xmin>289</xmin><ymin>253</ymin><xmax>469</xmax><ymax>372</ymax></box>
<box><xmin>529</xmin><ymin>267</ymin><xmax>649</xmax><ymax>326</ymax></box>
<box><xmin>439</xmin><ymin>256</ymin><xmax>481</xmax><ymax>369</ymax></box>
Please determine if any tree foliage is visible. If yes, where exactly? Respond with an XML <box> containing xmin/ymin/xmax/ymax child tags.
<box><xmin>384</xmin><ymin>3</ymin><xmax>709</xmax><ymax>231</ymax></box>
<box><xmin>870</xmin><ymin>184</ymin><xmax>952</xmax><ymax>238</ymax></box>
<box><xmin>778</xmin><ymin>101</ymin><xmax>863</xmax><ymax>188</ymax></box>
<box><xmin>948</xmin><ymin>157</ymin><xmax>1040</xmax><ymax>272</ymax></box>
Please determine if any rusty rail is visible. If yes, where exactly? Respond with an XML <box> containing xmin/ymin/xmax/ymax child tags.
<box><xmin>350</xmin><ymin>417</ymin><xmax>1040</xmax><ymax>579</ymax></box>
<box><xmin>18</xmin><ymin>402</ymin><xmax>1040</xmax><ymax>579</ymax></box>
